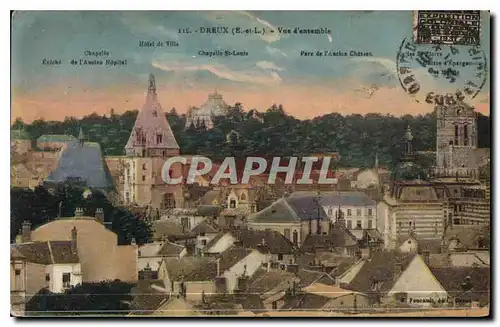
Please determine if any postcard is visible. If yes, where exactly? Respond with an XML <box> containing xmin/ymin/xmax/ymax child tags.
<box><xmin>10</xmin><ymin>10</ymin><xmax>490</xmax><ymax>317</ymax></box>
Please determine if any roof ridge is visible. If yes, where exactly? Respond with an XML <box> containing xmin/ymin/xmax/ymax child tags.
<box><xmin>282</xmin><ymin>198</ymin><xmax>301</xmax><ymax>221</ymax></box>
<box><xmin>47</xmin><ymin>241</ymin><xmax>55</xmax><ymax>265</ymax></box>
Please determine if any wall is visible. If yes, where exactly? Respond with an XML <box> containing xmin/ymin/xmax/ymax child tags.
<box><xmin>323</xmin><ymin>293</ymin><xmax>371</xmax><ymax>310</ymax></box>
<box><xmin>49</xmin><ymin>263</ymin><xmax>83</xmax><ymax>293</ymax></box>
<box><xmin>206</xmin><ymin>233</ymin><xmax>236</xmax><ymax>254</ymax></box>
<box><xmin>31</xmin><ymin>219</ymin><xmax>138</xmax><ymax>283</ymax></box>
<box><xmin>25</xmin><ymin>262</ymin><xmax>46</xmax><ymax>300</ymax></box>
<box><xmin>174</xmin><ymin>281</ymin><xmax>217</xmax><ymax>302</ymax></box>
<box><xmin>386</xmin><ymin>255</ymin><xmax>448</xmax><ymax>307</ymax></box>
<box><xmin>223</xmin><ymin>250</ymin><xmax>267</xmax><ymax>294</ymax></box>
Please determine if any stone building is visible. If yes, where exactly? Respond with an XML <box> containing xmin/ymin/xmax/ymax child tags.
<box><xmin>185</xmin><ymin>90</ymin><xmax>230</xmax><ymax>129</ymax></box>
<box><xmin>121</xmin><ymin>74</ymin><xmax>184</xmax><ymax>210</ymax></box>
<box><xmin>434</xmin><ymin>102</ymin><xmax>480</xmax><ymax>179</ymax></box>
<box><xmin>27</xmin><ymin>211</ymin><xmax>138</xmax><ymax>283</ymax></box>
<box><xmin>378</xmin><ymin>126</ymin><xmax>446</xmax><ymax>250</ymax></box>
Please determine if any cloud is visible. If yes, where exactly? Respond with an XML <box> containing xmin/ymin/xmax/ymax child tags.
<box><xmin>256</xmin><ymin>61</ymin><xmax>285</xmax><ymax>71</ymax></box>
<box><xmin>265</xmin><ymin>45</ymin><xmax>288</xmax><ymax>58</ymax></box>
<box><xmin>152</xmin><ymin>60</ymin><xmax>282</xmax><ymax>86</ymax></box>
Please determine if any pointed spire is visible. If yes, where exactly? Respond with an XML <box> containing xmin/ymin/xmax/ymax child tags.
<box><xmin>148</xmin><ymin>73</ymin><xmax>156</xmax><ymax>94</ymax></box>
<box><xmin>78</xmin><ymin>127</ymin><xmax>85</xmax><ymax>145</ymax></box>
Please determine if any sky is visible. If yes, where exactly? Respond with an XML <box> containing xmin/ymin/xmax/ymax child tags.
<box><xmin>11</xmin><ymin>11</ymin><xmax>490</xmax><ymax>123</ymax></box>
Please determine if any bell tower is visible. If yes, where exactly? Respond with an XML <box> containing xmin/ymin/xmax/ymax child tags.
<box><xmin>435</xmin><ymin>102</ymin><xmax>478</xmax><ymax>178</ymax></box>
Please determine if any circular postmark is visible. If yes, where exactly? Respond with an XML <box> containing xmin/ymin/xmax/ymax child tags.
<box><xmin>396</xmin><ymin>38</ymin><xmax>488</xmax><ymax>106</ymax></box>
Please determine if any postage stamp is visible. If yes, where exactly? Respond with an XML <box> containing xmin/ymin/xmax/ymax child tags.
<box><xmin>10</xmin><ymin>11</ymin><xmax>491</xmax><ymax>318</ymax></box>
<box><xmin>412</xmin><ymin>10</ymin><xmax>481</xmax><ymax>46</ymax></box>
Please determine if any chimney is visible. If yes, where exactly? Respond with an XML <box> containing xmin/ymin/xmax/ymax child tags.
<box><xmin>95</xmin><ymin>208</ymin><xmax>105</xmax><ymax>224</ymax></box>
<box><xmin>216</xmin><ymin>258</ymin><xmax>221</xmax><ymax>276</ymax></box>
<box><xmin>71</xmin><ymin>227</ymin><xmax>78</xmax><ymax>254</ymax></box>
<box><xmin>286</xmin><ymin>263</ymin><xmax>299</xmax><ymax>274</ymax></box>
<box><xmin>21</xmin><ymin>221</ymin><xmax>32</xmax><ymax>242</ymax></box>
<box><xmin>422</xmin><ymin>250</ymin><xmax>430</xmax><ymax>266</ymax></box>
<box><xmin>75</xmin><ymin>207</ymin><xmax>84</xmax><ymax>217</ymax></box>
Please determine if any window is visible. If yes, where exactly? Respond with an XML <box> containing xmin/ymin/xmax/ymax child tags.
<box><xmin>454</xmin><ymin>125</ymin><xmax>459</xmax><ymax>145</ymax></box>
<box><xmin>142</xmin><ymin>149</ymin><xmax>146</xmax><ymax>157</ymax></box>
<box><xmin>356</xmin><ymin>220</ymin><xmax>362</xmax><ymax>229</ymax></box>
<box><xmin>278</xmin><ymin>254</ymin><xmax>284</xmax><ymax>261</ymax></box>
<box><xmin>328</xmin><ymin>208</ymin><xmax>333</xmax><ymax>216</ymax></box>
<box><xmin>230</xmin><ymin>199</ymin><xmax>236</xmax><ymax>208</ymax></box>
<box><xmin>125</xmin><ymin>192</ymin><xmax>130</xmax><ymax>204</ymax></box>
<box><xmin>464</xmin><ymin>125</ymin><xmax>469</xmax><ymax>146</ymax></box>
<box><xmin>356</xmin><ymin>209</ymin><xmax>361</xmax><ymax>216</ymax></box>
<box><xmin>142</xmin><ymin>175</ymin><xmax>146</xmax><ymax>182</ymax></box>
<box><xmin>292</xmin><ymin>230</ymin><xmax>298</xmax><ymax>244</ymax></box>
<box><xmin>346</xmin><ymin>220</ymin><xmax>353</xmax><ymax>229</ymax></box>
<box><xmin>284</xmin><ymin>229</ymin><xmax>291</xmax><ymax>240</ymax></box>
<box><xmin>272</xmin><ymin>301</ymin><xmax>278</xmax><ymax>310</ymax></box>
<box><xmin>347</xmin><ymin>209</ymin><xmax>352</xmax><ymax>216</ymax></box>
<box><xmin>240</xmin><ymin>193</ymin><xmax>246</xmax><ymax>201</ymax></box>
<box><xmin>163</xmin><ymin>193</ymin><xmax>175</xmax><ymax>209</ymax></box>
<box><xmin>368</xmin><ymin>220</ymin><xmax>373</xmax><ymax>229</ymax></box>
<box><xmin>367</xmin><ymin>208</ymin><xmax>373</xmax><ymax>216</ymax></box>
<box><xmin>62</xmin><ymin>273</ymin><xmax>71</xmax><ymax>288</ymax></box>
<box><xmin>142</xmin><ymin>164</ymin><xmax>147</xmax><ymax>170</ymax></box>
<box><xmin>201</xmin><ymin>240</ymin><xmax>207</xmax><ymax>246</ymax></box>
<box><xmin>45</xmin><ymin>274</ymin><xmax>50</xmax><ymax>282</ymax></box>
<box><xmin>15</xmin><ymin>269</ymin><xmax>20</xmax><ymax>276</ymax></box>
<box><xmin>156</xmin><ymin>134</ymin><xmax>163</xmax><ymax>144</ymax></box>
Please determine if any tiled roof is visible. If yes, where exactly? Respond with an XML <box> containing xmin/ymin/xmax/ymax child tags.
<box><xmin>348</xmin><ymin>251</ymin><xmax>417</xmax><ymax>296</ymax></box>
<box><xmin>200</xmin><ymin>190</ymin><xmax>221</xmax><ymax>205</ymax></box>
<box><xmin>37</xmin><ymin>134</ymin><xmax>77</xmax><ymax>143</ymax></box>
<box><xmin>246</xmin><ymin>269</ymin><xmax>296</xmax><ymax>294</ymax></box>
<box><xmin>157</xmin><ymin>242</ymin><xmax>186</xmax><ymax>257</ymax></box>
<box><xmin>130</xmin><ymin>280</ymin><xmax>169</xmax><ymax>315</ymax></box>
<box><xmin>301</xmin><ymin>223</ymin><xmax>358</xmax><ymax>252</ymax></box>
<box><xmin>125</xmin><ymin>75</ymin><xmax>179</xmax><ymax>152</ymax></box>
<box><xmin>217</xmin><ymin>246</ymin><xmax>254</xmax><ymax>273</ymax></box>
<box><xmin>296</xmin><ymin>269</ymin><xmax>335</xmax><ymax>288</ymax></box>
<box><xmin>196</xmin><ymin>205</ymin><xmax>222</xmax><ymax>217</ymax></box>
<box><xmin>190</xmin><ymin>220</ymin><xmax>219</xmax><ymax>235</ymax></box>
<box><xmin>444</xmin><ymin>225</ymin><xmax>490</xmax><ymax>250</ymax></box>
<box><xmin>290</xmin><ymin>191</ymin><xmax>376</xmax><ymax>206</ymax></box>
<box><xmin>429</xmin><ymin>267</ymin><xmax>490</xmax><ymax>303</ymax></box>
<box><xmin>44</xmin><ymin>141</ymin><xmax>115</xmax><ymax>190</ymax></box>
<box><xmin>238</xmin><ymin>229</ymin><xmax>295</xmax><ymax>254</ymax></box>
<box><xmin>12</xmin><ymin>241</ymin><xmax>79</xmax><ymax>264</ymax></box>
<box><xmin>248</xmin><ymin>198</ymin><xmax>300</xmax><ymax>223</ymax></box>
<box><xmin>282</xmin><ymin>292</ymin><xmax>331</xmax><ymax>310</ymax></box>
<box><xmin>152</xmin><ymin>220</ymin><xmax>191</xmax><ymax>241</ymax></box>
<box><xmin>284</xmin><ymin>196</ymin><xmax>329</xmax><ymax>221</ymax></box>
<box><xmin>164</xmin><ymin>257</ymin><xmax>218</xmax><ymax>282</ymax></box>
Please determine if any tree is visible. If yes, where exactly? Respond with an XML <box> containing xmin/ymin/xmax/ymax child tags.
<box><xmin>10</xmin><ymin>185</ymin><xmax>153</xmax><ymax>245</ymax></box>
<box><xmin>25</xmin><ymin>281</ymin><xmax>134</xmax><ymax>316</ymax></box>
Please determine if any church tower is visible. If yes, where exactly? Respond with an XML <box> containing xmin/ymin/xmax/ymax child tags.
<box><xmin>121</xmin><ymin>74</ymin><xmax>184</xmax><ymax>211</ymax></box>
<box><xmin>435</xmin><ymin>102</ymin><xmax>478</xmax><ymax>178</ymax></box>
<box><xmin>125</xmin><ymin>74</ymin><xmax>179</xmax><ymax>158</ymax></box>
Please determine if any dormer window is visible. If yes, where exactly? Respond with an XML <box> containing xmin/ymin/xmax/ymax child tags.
<box><xmin>156</xmin><ymin>134</ymin><xmax>163</xmax><ymax>144</ymax></box>
<box><xmin>152</xmin><ymin>110</ymin><xmax>158</xmax><ymax>117</ymax></box>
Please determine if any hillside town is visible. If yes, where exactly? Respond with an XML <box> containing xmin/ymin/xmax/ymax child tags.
<box><xmin>10</xmin><ymin>74</ymin><xmax>491</xmax><ymax>316</ymax></box>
